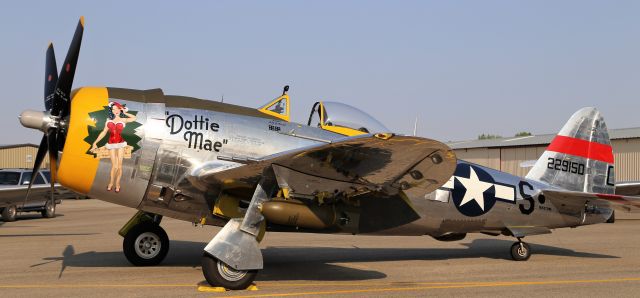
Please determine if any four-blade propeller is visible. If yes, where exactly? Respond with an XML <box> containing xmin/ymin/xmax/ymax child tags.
<box><xmin>22</xmin><ymin>17</ymin><xmax>84</xmax><ymax>206</ymax></box>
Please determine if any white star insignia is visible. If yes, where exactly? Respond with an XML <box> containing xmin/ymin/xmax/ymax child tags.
<box><xmin>455</xmin><ymin>167</ymin><xmax>494</xmax><ymax>210</ymax></box>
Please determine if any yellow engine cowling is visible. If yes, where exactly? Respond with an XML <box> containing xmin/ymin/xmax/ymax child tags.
<box><xmin>57</xmin><ymin>87</ymin><xmax>157</xmax><ymax>209</ymax></box>
<box><xmin>58</xmin><ymin>87</ymin><xmax>110</xmax><ymax>194</ymax></box>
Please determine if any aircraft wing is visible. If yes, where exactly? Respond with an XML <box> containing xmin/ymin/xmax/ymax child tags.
<box><xmin>196</xmin><ymin>134</ymin><xmax>456</xmax><ymax>232</ymax></box>
<box><xmin>615</xmin><ymin>181</ymin><xmax>640</xmax><ymax>196</ymax></box>
<box><xmin>199</xmin><ymin>134</ymin><xmax>456</xmax><ymax>197</ymax></box>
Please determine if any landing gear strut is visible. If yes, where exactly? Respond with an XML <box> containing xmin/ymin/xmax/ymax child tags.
<box><xmin>510</xmin><ymin>238</ymin><xmax>531</xmax><ymax>261</ymax></box>
<box><xmin>121</xmin><ymin>213</ymin><xmax>169</xmax><ymax>266</ymax></box>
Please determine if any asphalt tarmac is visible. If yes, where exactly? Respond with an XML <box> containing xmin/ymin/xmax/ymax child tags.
<box><xmin>1</xmin><ymin>199</ymin><xmax>640</xmax><ymax>297</ymax></box>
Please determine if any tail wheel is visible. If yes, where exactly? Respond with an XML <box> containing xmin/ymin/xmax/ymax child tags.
<box><xmin>1</xmin><ymin>205</ymin><xmax>17</xmax><ymax>222</ymax></box>
<box><xmin>123</xmin><ymin>223</ymin><xmax>169</xmax><ymax>266</ymax></box>
<box><xmin>510</xmin><ymin>241</ymin><xmax>531</xmax><ymax>261</ymax></box>
<box><xmin>202</xmin><ymin>253</ymin><xmax>258</xmax><ymax>290</ymax></box>
<box><xmin>41</xmin><ymin>200</ymin><xmax>56</xmax><ymax>218</ymax></box>
<box><xmin>606</xmin><ymin>211</ymin><xmax>615</xmax><ymax>223</ymax></box>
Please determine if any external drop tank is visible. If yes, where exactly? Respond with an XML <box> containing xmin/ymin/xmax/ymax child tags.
<box><xmin>261</xmin><ymin>199</ymin><xmax>341</xmax><ymax>230</ymax></box>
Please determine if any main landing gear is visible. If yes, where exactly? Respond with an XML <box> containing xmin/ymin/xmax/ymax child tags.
<box><xmin>202</xmin><ymin>178</ymin><xmax>272</xmax><ymax>290</ymax></box>
<box><xmin>121</xmin><ymin>212</ymin><xmax>169</xmax><ymax>266</ymax></box>
<box><xmin>510</xmin><ymin>238</ymin><xmax>531</xmax><ymax>261</ymax></box>
<box><xmin>202</xmin><ymin>245</ymin><xmax>259</xmax><ymax>290</ymax></box>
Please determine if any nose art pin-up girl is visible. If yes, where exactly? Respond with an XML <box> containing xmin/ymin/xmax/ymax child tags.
<box><xmin>90</xmin><ymin>102</ymin><xmax>137</xmax><ymax>193</ymax></box>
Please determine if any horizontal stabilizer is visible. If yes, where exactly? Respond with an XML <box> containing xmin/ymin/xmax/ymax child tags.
<box><xmin>615</xmin><ymin>181</ymin><xmax>640</xmax><ymax>196</ymax></box>
<box><xmin>542</xmin><ymin>189</ymin><xmax>640</xmax><ymax>213</ymax></box>
<box><xmin>505</xmin><ymin>226</ymin><xmax>551</xmax><ymax>238</ymax></box>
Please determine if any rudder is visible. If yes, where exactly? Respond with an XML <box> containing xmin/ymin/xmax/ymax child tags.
<box><xmin>526</xmin><ymin>107</ymin><xmax>615</xmax><ymax>194</ymax></box>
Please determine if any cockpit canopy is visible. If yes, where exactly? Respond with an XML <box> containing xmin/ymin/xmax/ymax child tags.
<box><xmin>256</xmin><ymin>87</ymin><xmax>390</xmax><ymax>136</ymax></box>
<box><xmin>308</xmin><ymin>101</ymin><xmax>390</xmax><ymax>136</ymax></box>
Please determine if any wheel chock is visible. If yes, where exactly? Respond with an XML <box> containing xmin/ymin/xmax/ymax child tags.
<box><xmin>197</xmin><ymin>282</ymin><xmax>258</xmax><ymax>292</ymax></box>
<box><xmin>246</xmin><ymin>284</ymin><xmax>259</xmax><ymax>291</ymax></box>
<box><xmin>197</xmin><ymin>285</ymin><xmax>226</xmax><ymax>293</ymax></box>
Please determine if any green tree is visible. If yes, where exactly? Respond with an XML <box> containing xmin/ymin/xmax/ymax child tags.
<box><xmin>514</xmin><ymin>131</ymin><xmax>532</xmax><ymax>137</ymax></box>
<box><xmin>478</xmin><ymin>133</ymin><xmax>502</xmax><ymax>140</ymax></box>
<box><xmin>83</xmin><ymin>106</ymin><xmax>142</xmax><ymax>157</ymax></box>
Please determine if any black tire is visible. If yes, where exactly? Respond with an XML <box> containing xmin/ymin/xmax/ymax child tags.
<box><xmin>41</xmin><ymin>201</ymin><xmax>56</xmax><ymax>218</ymax></box>
<box><xmin>202</xmin><ymin>253</ymin><xmax>258</xmax><ymax>290</ymax></box>
<box><xmin>1</xmin><ymin>205</ymin><xmax>17</xmax><ymax>222</ymax></box>
<box><xmin>510</xmin><ymin>242</ymin><xmax>531</xmax><ymax>261</ymax></box>
<box><xmin>606</xmin><ymin>211</ymin><xmax>615</xmax><ymax>223</ymax></box>
<box><xmin>123</xmin><ymin>223</ymin><xmax>169</xmax><ymax>266</ymax></box>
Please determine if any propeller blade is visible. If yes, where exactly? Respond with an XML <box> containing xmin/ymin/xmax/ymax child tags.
<box><xmin>47</xmin><ymin>128</ymin><xmax>59</xmax><ymax>179</ymax></box>
<box><xmin>44</xmin><ymin>43</ymin><xmax>58</xmax><ymax>111</ymax></box>
<box><xmin>56</xmin><ymin>130</ymin><xmax>66</xmax><ymax>152</ymax></box>
<box><xmin>52</xmin><ymin>16</ymin><xmax>84</xmax><ymax>118</ymax></box>
<box><xmin>47</xmin><ymin>128</ymin><xmax>59</xmax><ymax>205</ymax></box>
<box><xmin>25</xmin><ymin>134</ymin><xmax>49</xmax><ymax>199</ymax></box>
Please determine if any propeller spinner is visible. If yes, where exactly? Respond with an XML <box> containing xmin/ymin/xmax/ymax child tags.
<box><xmin>19</xmin><ymin>17</ymin><xmax>84</xmax><ymax>204</ymax></box>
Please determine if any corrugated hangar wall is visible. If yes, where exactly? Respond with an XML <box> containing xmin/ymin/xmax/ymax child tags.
<box><xmin>0</xmin><ymin>145</ymin><xmax>49</xmax><ymax>169</ymax></box>
<box><xmin>453</xmin><ymin>138</ymin><xmax>640</xmax><ymax>181</ymax></box>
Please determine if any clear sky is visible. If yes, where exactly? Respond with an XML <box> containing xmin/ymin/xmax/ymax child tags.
<box><xmin>1</xmin><ymin>1</ymin><xmax>639</xmax><ymax>144</ymax></box>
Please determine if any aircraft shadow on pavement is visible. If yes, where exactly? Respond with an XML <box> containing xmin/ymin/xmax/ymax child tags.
<box><xmin>31</xmin><ymin>238</ymin><xmax>617</xmax><ymax>281</ymax></box>
<box><xmin>1</xmin><ymin>213</ymin><xmax>65</xmax><ymax>222</ymax></box>
<box><xmin>0</xmin><ymin>233</ymin><xmax>97</xmax><ymax>238</ymax></box>
<box><xmin>257</xmin><ymin>238</ymin><xmax>618</xmax><ymax>281</ymax></box>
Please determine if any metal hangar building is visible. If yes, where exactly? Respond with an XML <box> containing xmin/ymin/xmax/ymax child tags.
<box><xmin>449</xmin><ymin>127</ymin><xmax>640</xmax><ymax>182</ymax></box>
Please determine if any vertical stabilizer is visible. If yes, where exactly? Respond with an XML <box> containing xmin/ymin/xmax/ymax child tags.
<box><xmin>526</xmin><ymin>107</ymin><xmax>615</xmax><ymax>194</ymax></box>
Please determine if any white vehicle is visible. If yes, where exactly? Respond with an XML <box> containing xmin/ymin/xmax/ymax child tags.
<box><xmin>0</xmin><ymin>169</ymin><xmax>62</xmax><ymax>222</ymax></box>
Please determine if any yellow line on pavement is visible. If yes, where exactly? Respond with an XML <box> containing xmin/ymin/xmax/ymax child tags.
<box><xmin>0</xmin><ymin>284</ymin><xmax>194</xmax><ymax>289</ymax></box>
<box><xmin>228</xmin><ymin>277</ymin><xmax>640</xmax><ymax>298</ymax></box>
<box><xmin>256</xmin><ymin>281</ymin><xmax>484</xmax><ymax>287</ymax></box>
<box><xmin>2</xmin><ymin>277</ymin><xmax>640</xmax><ymax>294</ymax></box>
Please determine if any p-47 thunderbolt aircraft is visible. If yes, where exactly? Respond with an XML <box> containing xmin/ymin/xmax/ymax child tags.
<box><xmin>15</xmin><ymin>18</ymin><xmax>640</xmax><ymax>290</ymax></box>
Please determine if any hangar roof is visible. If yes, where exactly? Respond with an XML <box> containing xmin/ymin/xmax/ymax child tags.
<box><xmin>448</xmin><ymin>127</ymin><xmax>640</xmax><ymax>149</ymax></box>
<box><xmin>0</xmin><ymin>144</ymin><xmax>38</xmax><ymax>150</ymax></box>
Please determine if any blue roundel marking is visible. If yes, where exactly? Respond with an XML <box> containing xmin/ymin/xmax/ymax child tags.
<box><xmin>451</xmin><ymin>163</ymin><xmax>497</xmax><ymax>217</ymax></box>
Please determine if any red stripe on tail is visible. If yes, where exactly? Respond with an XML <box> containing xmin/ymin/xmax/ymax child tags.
<box><xmin>547</xmin><ymin>135</ymin><xmax>614</xmax><ymax>163</ymax></box>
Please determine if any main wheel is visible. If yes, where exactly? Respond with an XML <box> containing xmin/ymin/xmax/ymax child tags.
<box><xmin>41</xmin><ymin>200</ymin><xmax>56</xmax><ymax>218</ymax></box>
<box><xmin>510</xmin><ymin>242</ymin><xmax>531</xmax><ymax>261</ymax></box>
<box><xmin>123</xmin><ymin>223</ymin><xmax>169</xmax><ymax>266</ymax></box>
<box><xmin>1</xmin><ymin>205</ymin><xmax>17</xmax><ymax>222</ymax></box>
<box><xmin>202</xmin><ymin>253</ymin><xmax>258</xmax><ymax>290</ymax></box>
